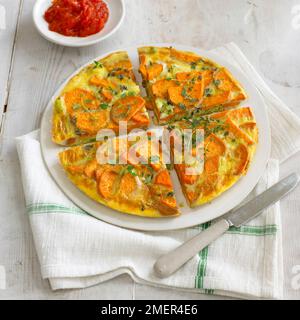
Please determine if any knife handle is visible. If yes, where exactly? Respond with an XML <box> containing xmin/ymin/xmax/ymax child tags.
<box><xmin>154</xmin><ymin>219</ymin><xmax>230</xmax><ymax>278</ymax></box>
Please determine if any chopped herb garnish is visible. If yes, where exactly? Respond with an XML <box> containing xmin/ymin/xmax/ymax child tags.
<box><xmin>83</xmin><ymin>144</ymin><xmax>93</xmax><ymax>151</ymax></box>
<box><xmin>127</xmin><ymin>165</ymin><xmax>137</xmax><ymax>176</ymax></box>
<box><xmin>144</xmin><ymin>174</ymin><xmax>153</xmax><ymax>185</ymax></box>
<box><xmin>191</xmin><ymin>62</ymin><xmax>197</xmax><ymax>70</ymax></box>
<box><xmin>100</xmin><ymin>103</ymin><xmax>109</xmax><ymax>110</ymax></box>
<box><xmin>166</xmin><ymin>163</ymin><xmax>173</xmax><ymax>171</ymax></box>
<box><xmin>93</xmin><ymin>61</ymin><xmax>103</xmax><ymax>69</ymax></box>
<box><xmin>167</xmin><ymin>191</ymin><xmax>174</xmax><ymax>197</ymax></box>
<box><xmin>167</xmin><ymin>124</ymin><xmax>176</xmax><ymax>130</ymax></box>
<box><xmin>181</xmin><ymin>88</ymin><xmax>187</xmax><ymax>97</ymax></box>
<box><xmin>84</xmin><ymin>99</ymin><xmax>92</xmax><ymax>104</ymax></box>
<box><xmin>213</xmin><ymin>79</ymin><xmax>221</xmax><ymax>87</ymax></box>
<box><xmin>178</xmin><ymin>103</ymin><xmax>186</xmax><ymax>110</ymax></box>
<box><xmin>72</xmin><ymin>103</ymin><xmax>81</xmax><ymax>110</ymax></box>
<box><xmin>161</xmin><ymin>103</ymin><xmax>174</xmax><ymax>115</ymax></box>
<box><xmin>204</xmin><ymin>88</ymin><xmax>213</xmax><ymax>97</ymax></box>
<box><xmin>120</xmin><ymin>85</ymin><xmax>128</xmax><ymax>91</ymax></box>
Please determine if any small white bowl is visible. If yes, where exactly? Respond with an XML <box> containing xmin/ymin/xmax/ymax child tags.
<box><xmin>33</xmin><ymin>0</ymin><xmax>125</xmax><ymax>47</ymax></box>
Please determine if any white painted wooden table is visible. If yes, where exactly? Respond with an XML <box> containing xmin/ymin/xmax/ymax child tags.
<box><xmin>0</xmin><ymin>0</ymin><xmax>300</xmax><ymax>300</ymax></box>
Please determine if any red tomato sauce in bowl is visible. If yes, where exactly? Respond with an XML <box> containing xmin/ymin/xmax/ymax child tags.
<box><xmin>44</xmin><ymin>0</ymin><xmax>109</xmax><ymax>37</ymax></box>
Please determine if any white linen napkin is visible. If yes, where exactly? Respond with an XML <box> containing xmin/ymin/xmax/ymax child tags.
<box><xmin>16</xmin><ymin>42</ymin><xmax>300</xmax><ymax>299</ymax></box>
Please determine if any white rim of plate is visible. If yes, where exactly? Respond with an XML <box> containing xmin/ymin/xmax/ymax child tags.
<box><xmin>40</xmin><ymin>43</ymin><xmax>271</xmax><ymax>231</ymax></box>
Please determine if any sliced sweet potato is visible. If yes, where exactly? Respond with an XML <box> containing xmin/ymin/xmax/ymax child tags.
<box><xmin>150</xmin><ymin>163</ymin><xmax>161</xmax><ymax>172</ymax></box>
<box><xmin>84</xmin><ymin>159</ymin><xmax>98</xmax><ymax>178</ymax></box>
<box><xmin>119</xmin><ymin>173</ymin><xmax>137</xmax><ymax>196</ymax></box>
<box><xmin>187</xmin><ymin>80</ymin><xmax>204</xmax><ymax>101</ymax></box>
<box><xmin>160</xmin><ymin>104</ymin><xmax>187</xmax><ymax>123</ymax></box>
<box><xmin>200</xmin><ymin>156</ymin><xmax>220</xmax><ymax>195</ymax></box>
<box><xmin>230</xmin><ymin>107</ymin><xmax>252</xmax><ymax>117</ymax></box>
<box><xmin>226</xmin><ymin>118</ymin><xmax>255</xmax><ymax>145</ymax></box>
<box><xmin>147</xmin><ymin>63</ymin><xmax>163</xmax><ymax>80</ymax></box>
<box><xmin>213</xmin><ymin>69</ymin><xmax>247</xmax><ymax>103</ymax></box>
<box><xmin>204</xmin><ymin>156</ymin><xmax>219</xmax><ymax>174</ymax></box>
<box><xmin>145</xmin><ymin>98</ymin><xmax>154</xmax><ymax>110</ymax></box>
<box><xmin>176</xmin><ymin>164</ymin><xmax>198</xmax><ymax>185</ymax></box>
<box><xmin>64</xmin><ymin>88</ymin><xmax>98</xmax><ymax>114</ymax></box>
<box><xmin>160</xmin><ymin>197</ymin><xmax>177</xmax><ymax>209</ymax></box>
<box><xmin>183</xmin><ymin>173</ymin><xmax>198</xmax><ymax>185</ymax></box>
<box><xmin>76</xmin><ymin>110</ymin><xmax>109</xmax><ymax>134</ymax></box>
<box><xmin>102</xmin><ymin>89</ymin><xmax>113</xmax><ymax>101</ymax></box>
<box><xmin>161</xmin><ymin>197</ymin><xmax>177</xmax><ymax>209</ymax></box>
<box><xmin>168</xmin><ymin>86</ymin><xmax>184</xmax><ymax>105</ymax></box>
<box><xmin>234</xmin><ymin>144</ymin><xmax>249</xmax><ymax>175</ymax></box>
<box><xmin>168</xmin><ymin>80</ymin><xmax>204</xmax><ymax>107</ymax></box>
<box><xmin>154</xmin><ymin>170</ymin><xmax>173</xmax><ymax>188</ymax></box>
<box><xmin>239</xmin><ymin>121</ymin><xmax>256</xmax><ymax>130</ymax></box>
<box><xmin>186</xmin><ymin>190</ymin><xmax>198</xmax><ymax>204</ymax></box>
<box><xmin>110</xmin><ymin>96</ymin><xmax>145</xmax><ymax>123</ymax></box>
<box><xmin>210</xmin><ymin>110</ymin><xmax>230</xmax><ymax>119</ymax></box>
<box><xmin>204</xmin><ymin>134</ymin><xmax>226</xmax><ymax>158</ymax></box>
<box><xmin>202</xmin><ymin>91</ymin><xmax>231</xmax><ymax>108</ymax></box>
<box><xmin>201</xmin><ymin>175</ymin><xmax>218</xmax><ymax>196</ymax></box>
<box><xmin>89</xmin><ymin>76</ymin><xmax>110</xmax><ymax>87</ymax></box>
<box><xmin>156</xmin><ymin>196</ymin><xmax>179</xmax><ymax>216</ymax></box>
<box><xmin>213</xmin><ymin>68</ymin><xmax>235</xmax><ymax>91</ymax></box>
<box><xmin>239</xmin><ymin>121</ymin><xmax>258</xmax><ymax>142</ymax></box>
<box><xmin>139</xmin><ymin>54</ymin><xmax>148</xmax><ymax>79</ymax></box>
<box><xmin>202</xmin><ymin>70</ymin><xmax>214</xmax><ymax>87</ymax></box>
<box><xmin>176</xmin><ymin>71</ymin><xmax>202</xmax><ymax>81</ymax></box>
<box><xmin>131</xmin><ymin>112</ymin><xmax>150</xmax><ymax>126</ymax></box>
<box><xmin>98</xmin><ymin>169</ymin><xmax>119</xmax><ymax>199</ymax></box>
<box><xmin>151</xmin><ymin>79</ymin><xmax>177</xmax><ymax>99</ymax></box>
<box><xmin>95</xmin><ymin>168</ymin><xmax>104</xmax><ymax>181</ymax></box>
<box><xmin>170</xmin><ymin>48</ymin><xmax>201</xmax><ymax>63</ymax></box>
<box><xmin>113</xmin><ymin>60</ymin><xmax>133</xmax><ymax>71</ymax></box>
<box><xmin>67</xmin><ymin>164</ymin><xmax>85</xmax><ymax>175</ymax></box>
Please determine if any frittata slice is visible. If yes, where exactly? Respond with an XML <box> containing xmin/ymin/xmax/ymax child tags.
<box><xmin>59</xmin><ymin>135</ymin><xmax>179</xmax><ymax>218</ymax></box>
<box><xmin>168</xmin><ymin>107</ymin><xmax>258</xmax><ymax>207</ymax></box>
<box><xmin>52</xmin><ymin>51</ymin><xmax>150</xmax><ymax>146</ymax></box>
<box><xmin>138</xmin><ymin>46</ymin><xmax>247</xmax><ymax>125</ymax></box>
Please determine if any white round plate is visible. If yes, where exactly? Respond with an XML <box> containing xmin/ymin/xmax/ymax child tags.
<box><xmin>40</xmin><ymin>44</ymin><xmax>271</xmax><ymax>231</ymax></box>
<box><xmin>33</xmin><ymin>0</ymin><xmax>125</xmax><ymax>47</ymax></box>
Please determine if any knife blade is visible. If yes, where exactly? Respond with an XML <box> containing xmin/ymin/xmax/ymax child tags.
<box><xmin>154</xmin><ymin>173</ymin><xmax>300</xmax><ymax>278</ymax></box>
<box><xmin>227</xmin><ymin>172</ymin><xmax>300</xmax><ymax>227</ymax></box>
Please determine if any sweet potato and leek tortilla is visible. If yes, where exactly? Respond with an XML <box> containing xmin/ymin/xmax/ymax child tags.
<box><xmin>138</xmin><ymin>46</ymin><xmax>247</xmax><ymax>125</ymax></box>
<box><xmin>52</xmin><ymin>51</ymin><xmax>150</xmax><ymax>146</ymax></box>
<box><xmin>53</xmin><ymin>47</ymin><xmax>258</xmax><ymax>217</ymax></box>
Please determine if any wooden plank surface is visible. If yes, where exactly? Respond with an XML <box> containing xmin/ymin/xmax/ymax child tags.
<box><xmin>0</xmin><ymin>0</ymin><xmax>22</xmax><ymax>147</ymax></box>
<box><xmin>1</xmin><ymin>0</ymin><xmax>300</xmax><ymax>299</ymax></box>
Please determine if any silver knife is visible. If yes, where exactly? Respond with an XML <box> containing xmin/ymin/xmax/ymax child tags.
<box><xmin>154</xmin><ymin>173</ymin><xmax>300</xmax><ymax>278</ymax></box>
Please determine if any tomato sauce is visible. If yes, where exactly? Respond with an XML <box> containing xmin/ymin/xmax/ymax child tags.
<box><xmin>44</xmin><ymin>0</ymin><xmax>109</xmax><ymax>37</ymax></box>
